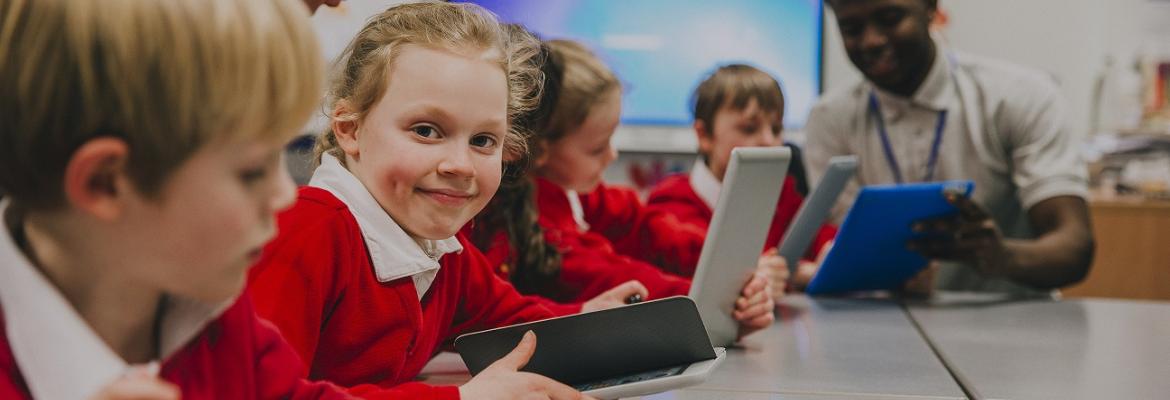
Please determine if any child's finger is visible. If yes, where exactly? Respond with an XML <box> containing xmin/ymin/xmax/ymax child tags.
<box><xmin>614</xmin><ymin>280</ymin><xmax>649</xmax><ymax>298</ymax></box>
<box><xmin>736</xmin><ymin>286</ymin><xmax>769</xmax><ymax>311</ymax></box>
<box><xmin>524</xmin><ymin>373</ymin><xmax>590</xmax><ymax>400</ymax></box>
<box><xmin>490</xmin><ymin>331</ymin><xmax>536</xmax><ymax>371</ymax></box>
<box><xmin>741</xmin><ymin>273</ymin><xmax>766</xmax><ymax>296</ymax></box>
<box><xmin>734</xmin><ymin>301</ymin><xmax>775</xmax><ymax>322</ymax></box>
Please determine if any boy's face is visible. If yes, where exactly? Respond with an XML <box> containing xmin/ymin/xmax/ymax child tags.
<box><xmin>121</xmin><ymin>136</ymin><xmax>294</xmax><ymax>303</ymax></box>
<box><xmin>697</xmin><ymin>98</ymin><xmax>783</xmax><ymax>181</ymax></box>
<box><xmin>341</xmin><ymin>46</ymin><xmax>507</xmax><ymax>240</ymax></box>
<box><xmin>536</xmin><ymin>89</ymin><xmax>621</xmax><ymax>193</ymax></box>
<box><xmin>831</xmin><ymin>0</ymin><xmax>936</xmax><ymax>95</ymax></box>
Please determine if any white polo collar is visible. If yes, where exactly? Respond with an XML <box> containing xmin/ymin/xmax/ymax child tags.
<box><xmin>309</xmin><ymin>154</ymin><xmax>461</xmax><ymax>299</ymax></box>
<box><xmin>689</xmin><ymin>158</ymin><xmax>722</xmax><ymax>211</ymax></box>
<box><xmin>0</xmin><ymin>200</ymin><xmax>226</xmax><ymax>400</ymax></box>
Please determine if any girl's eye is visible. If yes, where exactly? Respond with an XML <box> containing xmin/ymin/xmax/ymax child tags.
<box><xmin>470</xmin><ymin>134</ymin><xmax>498</xmax><ymax>149</ymax></box>
<box><xmin>412</xmin><ymin>125</ymin><xmax>439</xmax><ymax>138</ymax></box>
<box><xmin>590</xmin><ymin>145</ymin><xmax>609</xmax><ymax>156</ymax></box>
<box><xmin>239</xmin><ymin>166</ymin><xmax>270</xmax><ymax>184</ymax></box>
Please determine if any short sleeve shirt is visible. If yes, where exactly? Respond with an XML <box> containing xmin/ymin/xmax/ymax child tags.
<box><xmin>804</xmin><ymin>43</ymin><xmax>1088</xmax><ymax>294</ymax></box>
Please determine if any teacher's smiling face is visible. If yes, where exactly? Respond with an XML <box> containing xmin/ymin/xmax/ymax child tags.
<box><xmin>829</xmin><ymin>0</ymin><xmax>938</xmax><ymax>97</ymax></box>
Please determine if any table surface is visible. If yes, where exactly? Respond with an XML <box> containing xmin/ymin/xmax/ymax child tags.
<box><xmin>422</xmin><ymin>293</ymin><xmax>1170</xmax><ymax>399</ymax></box>
<box><xmin>906</xmin><ymin>292</ymin><xmax>1170</xmax><ymax>400</ymax></box>
<box><xmin>686</xmin><ymin>295</ymin><xmax>965</xmax><ymax>398</ymax></box>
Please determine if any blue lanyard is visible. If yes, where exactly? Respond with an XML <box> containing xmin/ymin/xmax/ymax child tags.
<box><xmin>868</xmin><ymin>93</ymin><xmax>947</xmax><ymax>184</ymax></box>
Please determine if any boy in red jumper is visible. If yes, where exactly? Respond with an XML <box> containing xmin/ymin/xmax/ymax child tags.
<box><xmin>0</xmin><ymin>0</ymin><xmax>358</xmax><ymax>398</ymax></box>
<box><xmin>248</xmin><ymin>4</ymin><xmax>630</xmax><ymax>399</ymax></box>
<box><xmin>468</xmin><ymin>39</ymin><xmax>776</xmax><ymax>338</ymax></box>
<box><xmin>647</xmin><ymin>64</ymin><xmax>838</xmax><ymax>290</ymax></box>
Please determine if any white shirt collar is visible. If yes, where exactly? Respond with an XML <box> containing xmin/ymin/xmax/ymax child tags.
<box><xmin>309</xmin><ymin>154</ymin><xmax>461</xmax><ymax>299</ymax></box>
<box><xmin>0</xmin><ymin>200</ymin><xmax>225</xmax><ymax>400</ymax></box>
<box><xmin>564</xmin><ymin>189</ymin><xmax>591</xmax><ymax>233</ymax></box>
<box><xmin>689</xmin><ymin>158</ymin><xmax>722</xmax><ymax>210</ymax></box>
<box><xmin>909</xmin><ymin>42</ymin><xmax>955</xmax><ymax>111</ymax></box>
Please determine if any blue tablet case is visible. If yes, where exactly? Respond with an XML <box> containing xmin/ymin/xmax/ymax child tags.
<box><xmin>804</xmin><ymin>181</ymin><xmax>974</xmax><ymax>295</ymax></box>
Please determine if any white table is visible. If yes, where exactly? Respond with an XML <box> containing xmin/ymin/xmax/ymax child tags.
<box><xmin>906</xmin><ymin>293</ymin><xmax>1170</xmax><ymax>400</ymax></box>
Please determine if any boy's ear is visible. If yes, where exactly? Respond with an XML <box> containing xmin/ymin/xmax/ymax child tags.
<box><xmin>62</xmin><ymin>137</ymin><xmax>132</xmax><ymax>221</ymax></box>
<box><xmin>331</xmin><ymin>102</ymin><xmax>361</xmax><ymax>159</ymax></box>
<box><xmin>694</xmin><ymin>120</ymin><xmax>714</xmax><ymax>157</ymax></box>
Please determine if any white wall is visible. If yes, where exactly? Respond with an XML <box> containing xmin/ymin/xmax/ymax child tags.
<box><xmin>821</xmin><ymin>0</ymin><xmax>1170</xmax><ymax>135</ymax></box>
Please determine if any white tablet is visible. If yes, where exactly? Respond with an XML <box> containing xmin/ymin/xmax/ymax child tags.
<box><xmin>687</xmin><ymin>147</ymin><xmax>791</xmax><ymax>347</ymax></box>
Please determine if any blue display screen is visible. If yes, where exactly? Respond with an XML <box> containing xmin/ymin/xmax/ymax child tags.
<box><xmin>462</xmin><ymin>0</ymin><xmax>822</xmax><ymax>128</ymax></box>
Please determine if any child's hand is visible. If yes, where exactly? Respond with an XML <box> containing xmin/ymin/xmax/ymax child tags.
<box><xmin>756</xmin><ymin>248</ymin><xmax>788</xmax><ymax>302</ymax></box>
<box><xmin>90</xmin><ymin>365</ymin><xmax>179</xmax><ymax>400</ymax></box>
<box><xmin>733</xmin><ymin>271</ymin><xmax>775</xmax><ymax>341</ymax></box>
<box><xmin>459</xmin><ymin>331</ymin><xmax>595</xmax><ymax>400</ymax></box>
<box><xmin>581</xmin><ymin>280</ymin><xmax>649</xmax><ymax>313</ymax></box>
<box><xmin>790</xmin><ymin>241</ymin><xmax>832</xmax><ymax>291</ymax></box>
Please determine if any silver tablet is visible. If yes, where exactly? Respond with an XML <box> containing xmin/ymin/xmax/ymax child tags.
<box><xmin>777</xmin><ymin>155</ymin><xmax>857</xmax><ymax>272</ymax></box>
<box><xmin>687</xmin><ymin>147</ymin><xmax>790</xmax><ymax>347</ymax></box>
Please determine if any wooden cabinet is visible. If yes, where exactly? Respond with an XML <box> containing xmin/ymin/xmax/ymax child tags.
<box><xmin>1062</xmin><ymin>198</ymin><xmax>1170</xmax><ymax>300</ymax></box>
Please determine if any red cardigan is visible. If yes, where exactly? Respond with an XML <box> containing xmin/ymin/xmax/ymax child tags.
<box><xmin>467</xmin><ymin>227</ymin><xmax>584</xmax><ymax>316</ymax></box>
<box><xmin>0</xmin><ymin>295</ymin><xmax>355</xmax><ymax>400</ymax></box>
<box><xmin>647</xmin><ymin>174</ymin><xmax>838</xmax><ymax>269</ymax></box>
<box><xmin>476</xmin><ymin>178</ymin><xmax>695</xmax><ymax>303</ymax></box>
<box><xmin>248</xmin><ymin>187</ymin><xmax>556</xmax><ymax>400</ymax></box>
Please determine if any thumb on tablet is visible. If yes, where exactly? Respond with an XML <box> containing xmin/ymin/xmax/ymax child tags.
<box><xmin>491</xmin><ymin>330</ymin><xmax>537</xmax><ymax>371</ymax></box>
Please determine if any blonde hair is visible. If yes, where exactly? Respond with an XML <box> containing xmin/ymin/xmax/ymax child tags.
<box><xmin>540</xmin><ymin>39</ymin><xmax>621</xmax><ymax>144</ymax></box>
<box><xmin>0</xmin><ymin>0</ymin><xmax>322</xmax><ymax>210</ymax></box>
<box><xmin>314</xmin><ymin>2</ymin><xmax>542</xmax><ymax>165</ymax></box>
<box><xmin>691</xmin><ymin>64</ymin><xmax>785</xmax><ymax>137</ymax></box>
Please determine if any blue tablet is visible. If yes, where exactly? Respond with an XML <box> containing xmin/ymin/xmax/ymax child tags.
<box><xmin>804</xmin><ymin>181</ymin><xmax>974</xmax><ymax>295</ymax></box>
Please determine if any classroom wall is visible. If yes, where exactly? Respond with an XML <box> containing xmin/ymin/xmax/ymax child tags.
<box><xmin>822</xmin><ymin>0</ymin><xmax>1170</xmax><ymax>136</ymax></box>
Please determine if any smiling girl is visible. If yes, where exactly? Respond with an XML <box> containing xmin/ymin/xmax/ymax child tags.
<box><xmin>247</xmin><ymin>3</ymin><xmax>618</xmax><ymax>399</ymax></box>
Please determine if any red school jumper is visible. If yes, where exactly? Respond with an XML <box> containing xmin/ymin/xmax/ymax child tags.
<box><xmin>248</xmin><ymin>187</ymin><xmax>556</xmax><ymax>400</ymax></box>
<box><xmin>647</xmin><ymin>173</ymin><xmax>837</xmax><ymax>271</ymax></box>
<box><xmin>0</xmin><ymin>296</ymin><xmax>355</xmax><ymax>400</ymax></box>
<box><xmin>477</xmin><ymin>178</ymin><xmax>697</xmax><ymax>303</ymax></box>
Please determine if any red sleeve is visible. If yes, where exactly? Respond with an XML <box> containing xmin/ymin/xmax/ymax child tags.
<box><xmin>346</xmin><ymin>382</ymin><xmax>460</xmax><ymax>400</ymax></box>
<box><xmin>807</xmin><ymin>224</ymin><xmax>838</xmax><ymax>261</ymax></box>
<box><xmin>449</xmin><ymin>235</ymin><xmax>558</xmax><ymax>336</ymax></box>
<box><xmin>556</xmin><ymin>233</ymin><xmax>692</xmax><ymax>302</ymax></box>
<box><xmin>533</xmin><ymin>297</ymin><xmax>583</xmax><ymax>316</ymax></box>
<box><xmin>645</xmin><ymin>175</ymin><xmax>713</xmax><ymax>231</ymax></box>
<box><xmin>247</xmin><ymin>301</ymin><xmax>460</xmax><ymax>400</ymax></box>
<box><xmin>249</xmin><ymin>311</ymin><xmax>353</xmax><ymax>400</ymax></box>
<box><xmin>248</xmin><ymin>205</ymin><xmax>361</xmax><ymax>370</ymax></box>
<box><xmin>458</xmin><ymin>226</ymin><xmax>583</xmax><ymax>317</ymax></box>
<box><xmin>579</xmin><ymin>182</ymin><xmax>706</xmax><ymax>277</ymax></box>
